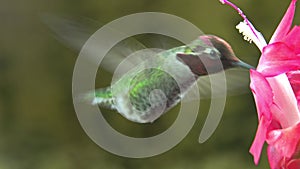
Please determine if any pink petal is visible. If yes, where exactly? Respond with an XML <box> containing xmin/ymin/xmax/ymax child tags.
<box><xmin>283</xmin><ymin>26</ymin><xmax>300</xmax><ymax>54</ymax></box>
<box><xmin>257</xmin><ymin>42</ymin><xmax>300</xmax><ymax>76</ymax></box>
<box><xmin>287</xmin><ymin>159</ymin><xmax>300</xmax><ymax>169</ymax></box>
<box><xmin>270</xmin><ymin>0</ymin><xmax>297</xmax><ymax>43</ymax></box>
<box><xmin>250</xmin><ymin>70</ymin><xmax>274</xmax><ymax>119</ymax></box>
<box><xmin>250</xmin><ymin>115</ymin><xmax>271</xmax><ymax>165</ymax></box>
<box><xmin>287</xmin><ymin>70</ymin><xmax>300</xmax><ymax>108</ymax></box>
<box><xmin>250</xmin><ymin>70</ymin><xmax>276</xmax><ymax>164</ymax></box>
<box><xmin>267</xmin><ymin>145</ymin><xmax>284</xmax><ymax>169</ymax></box>
<box><xmin>267</xmin><ymin>123</ymin><xmax>300</xmax><ymax>159</ymax></box>
<box><xmin>267</xmin><ymin>74</ymin><xmax>300</xmax><ymax>128</ymax></box>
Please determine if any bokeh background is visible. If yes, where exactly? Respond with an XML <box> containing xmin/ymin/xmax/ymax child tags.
<box><xmin>1</xmin><ymin>0</ymin><xmax>299</xmax><ymax>168</ymax></box>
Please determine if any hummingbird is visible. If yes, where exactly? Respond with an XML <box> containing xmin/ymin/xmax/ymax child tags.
<box><xmin>42</xmin><ymin>15</ymin><xmax>253</xmax><ymax>123</ymax></box>
<box><xmin>86</xmin><ymin>35</ymin><xmax>254</xmax><ymax>123</ymax></box>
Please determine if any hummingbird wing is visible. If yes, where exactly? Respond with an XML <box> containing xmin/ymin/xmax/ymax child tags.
<box><xmin>182</xmin><ymin>68</ymin><xmax>250</xmax><ymax>102</ymax></box>
<box><xmin>201</xmin><ymin>68</ymin><xmax>250</xmax><ymax>96</ymax></box>
<box><xmin>41</xmin><ymin>14</ymin><xmax>148</xmax><ymax>73</ymax></box>
<box><xmin>135</xmin><ymin>34</ymin><xmax>184</xmax><ymax>49</ymax></box>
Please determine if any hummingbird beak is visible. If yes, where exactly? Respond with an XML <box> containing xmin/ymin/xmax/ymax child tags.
<box><xmin>233</xmin><ymin>60</ymin><xmax>255</xmax><ymax>70</ymax></box>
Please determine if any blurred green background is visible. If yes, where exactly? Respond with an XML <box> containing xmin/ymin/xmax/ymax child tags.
<box><xmin>1</xmin><ymin>0</ymin><xmax>299</xmax><ymax>168</ymax></box>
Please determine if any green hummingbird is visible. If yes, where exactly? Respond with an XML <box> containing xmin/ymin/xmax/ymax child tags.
<box><xmin>86</xmin><ymin>35</ymin><xmax>253</xmax><ymax>123</ymax></box>
<box><xmin>43</xmin><ymin>16</ymin><xmax>253</xmax><ymax>123</ymax></box>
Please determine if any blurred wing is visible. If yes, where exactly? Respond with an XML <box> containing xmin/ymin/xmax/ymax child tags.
<box><xmin>222</xmin><ymin>68</ymin><xmax>251</xmax><ymax>96</ymax></box>
<box><xmin>41</xmin><ymin>14</ymin><xmax>100</xmax><ymax>50</ymax></box>
<box><xmin>183</xmin><ymin>68</ymin><xmax>251</xmax><ymax>101</ymax></box>
<box><xmin>136</xmin><ymin>34</ymin><xmax>184</xmax><ymax>49</ymax></box>
<box><xmin>41</xmin><ymin>14</ymin><xmax>148</xmax><ymax>73</ymax></box>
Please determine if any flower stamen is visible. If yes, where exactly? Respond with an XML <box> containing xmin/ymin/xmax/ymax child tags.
<box><xmin>219</xmin><ymin>0</ymin><xmax>267</xmax><ymax>51</ymax></box>
<box><xmin>236</xmin><ymin>21</ymin><xmax>254</xmax><ymax>43</ymax></box>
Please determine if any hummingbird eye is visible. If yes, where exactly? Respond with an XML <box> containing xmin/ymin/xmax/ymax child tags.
<box><xmin>203</xmin><ymin>48</ymin><xmax>220</xmax><ymax>60</ymax></box>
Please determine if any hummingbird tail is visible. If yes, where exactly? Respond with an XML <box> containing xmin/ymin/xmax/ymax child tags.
<box><xmin>84</xmin><ymin>87</ymin><xmax>116</xmax><ymax>110</ymax></box>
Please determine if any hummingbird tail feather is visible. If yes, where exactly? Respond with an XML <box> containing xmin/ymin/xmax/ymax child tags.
<box><xmin>84</xmin><ymin>87</ymin><xmax>116</xmax><ymax>109</ymax></box>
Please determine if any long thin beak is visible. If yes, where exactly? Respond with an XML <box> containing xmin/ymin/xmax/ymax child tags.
<box><xmin>233</xmin><ymin>60</ymin><xmax>255</xmax><ymax>69</ymax></box>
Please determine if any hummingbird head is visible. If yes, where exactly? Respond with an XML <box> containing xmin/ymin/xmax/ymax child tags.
<box><xmin>204</xmin><ymin>35</ymin><xmax>254</xmax><ymax>70</ymax></box>
<box><xmin>176</xmin><ymin>35</ymin><xmax>254</xmax><ymax>76</ymax></box>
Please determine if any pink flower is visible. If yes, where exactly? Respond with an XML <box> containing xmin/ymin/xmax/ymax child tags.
<box><xmin>221</xmin><ymin>0</ymin><xmax>300</xmax><ymax>168</ymax></box>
